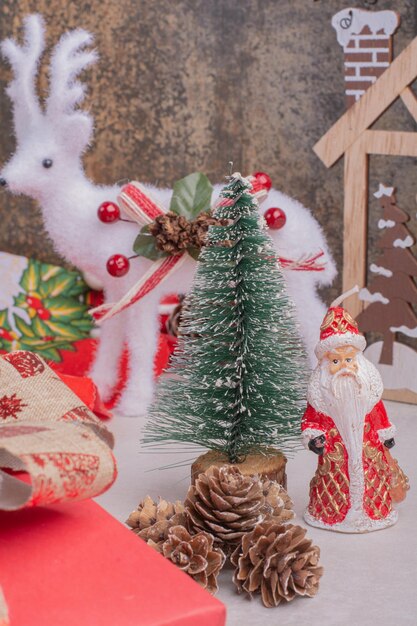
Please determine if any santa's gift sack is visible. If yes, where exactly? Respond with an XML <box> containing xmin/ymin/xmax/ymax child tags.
<box><xmin>0</xmin><ymin>351</ymin><xmax>116</xmax><ymax>511</ymax></box>
<box><xmin>384</xmin><ymin>447</ymin><xmax>410</xmax><ymax>503</ymax></box>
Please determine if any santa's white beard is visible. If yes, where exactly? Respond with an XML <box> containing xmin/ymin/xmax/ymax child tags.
<box><xmin>319</xmin><ymin>367</ymin><xmax>370</xmax><ymax>464</ymax></box>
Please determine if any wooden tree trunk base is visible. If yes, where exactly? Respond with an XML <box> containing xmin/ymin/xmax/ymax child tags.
<box><xmin>191</xmin><ymin>448</ymin><xmax>287</xmax><ymax>487</ymax></box>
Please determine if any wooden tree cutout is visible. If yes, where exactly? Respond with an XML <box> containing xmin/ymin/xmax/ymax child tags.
<box><xmin>357</xmin><ymin>183</ymin><xmax>417</xmax><ymax>367</ymax></box>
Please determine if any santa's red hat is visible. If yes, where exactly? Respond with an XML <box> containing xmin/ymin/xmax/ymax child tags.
<box><xmin>315</xmin><ymin>286</ymin><xmax>366</xmax><ymax>360</ymax></box>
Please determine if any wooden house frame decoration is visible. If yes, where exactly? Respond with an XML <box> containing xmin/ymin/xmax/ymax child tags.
<box><xmin>314</xmin><ymin>8</ymin><xmax>417</xmax><ymax>318</ymax></box>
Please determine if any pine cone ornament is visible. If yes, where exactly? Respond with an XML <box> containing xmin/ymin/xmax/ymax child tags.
<box><xmin>126</xmin><ymin>495</ymin><xmax>185</xmax><ymax>534</ymax></box>
<box><xmin>189</xmin><ymin>213</ymin><xmax>219</xmax><ymax>248</ymax></box>
<box><xmin>261</xmin><ymin>479</ymin><xmax>295</xmax><ymax>523</ymax></box>
<box><xmin>231</xmin><ymin>522</ymin><xmax>323</xmax><ymax>608</ymax></box>
<box><xmin>163</xmin><ymin>525</ymin><xmax>225</xmax><ymax>594</ymax></box>
<box><xmin>148</xmin><ymin>212</ymin><xmax>193</xmax><ymax>255</ymax></box>
<box><xmin>184</xmin><ymin>465</ymin><xmax>264</xmax><ymax>547</ymax></box>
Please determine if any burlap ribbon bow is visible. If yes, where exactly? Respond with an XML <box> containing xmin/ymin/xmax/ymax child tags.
<box><xmin>0</xmin><ymin>351</ymin><xmax>117</xmax><ymax>511</ymax></box>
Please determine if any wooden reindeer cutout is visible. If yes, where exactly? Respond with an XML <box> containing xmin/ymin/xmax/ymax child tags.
<box><xmin>0</xmin><ymin>15</ymin><xmax>336</xmax><ymax>415</ymax></box>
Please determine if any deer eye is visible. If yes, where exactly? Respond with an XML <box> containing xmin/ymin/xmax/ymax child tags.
<box><xmin>42</xmin><ymin>159</ymin><xmax>53</xmax><ymax>168</ymax></box>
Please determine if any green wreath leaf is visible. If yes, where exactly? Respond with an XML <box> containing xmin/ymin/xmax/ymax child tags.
<box><xmin>169</xmin><ymin>172</ymin><xmax>213</xmax><ymax>220</ymax></box>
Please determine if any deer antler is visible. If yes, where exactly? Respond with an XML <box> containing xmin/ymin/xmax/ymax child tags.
<box><xmin>1</xmin><ymin>14</ymin><xmax>45</xmax><ymax>140</ymax></box>
<box><xmin>46</xmin><ymin>27</ymin><xmax>98</xmax><ymax>119</ymax></box>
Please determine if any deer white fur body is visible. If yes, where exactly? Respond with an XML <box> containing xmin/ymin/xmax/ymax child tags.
<box><xmin>0</xmin><ymin>15</ymin><xmax>337</xmax><ymax>415</ymax></box>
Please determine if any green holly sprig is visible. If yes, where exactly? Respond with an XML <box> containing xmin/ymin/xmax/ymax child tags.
<box><xmin>0</xmin><ymin>260</ymin><xmax>93</xmax><ymax>362</ymax></box>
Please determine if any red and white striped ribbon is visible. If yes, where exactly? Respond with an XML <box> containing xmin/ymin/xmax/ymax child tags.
<box><xmin>91</xmin><ymin>182</ymin><xmax>185</xmax><ymax>323</ymax></box>
<box><xmin>91</xmin><ymin>254</ymin><xmax>186</xmax><ymax>322</ymax></box>
<box><xmin>90</xmin><ymin>179</ymin><xmax>325</xmax><ymax>324</ymax></box>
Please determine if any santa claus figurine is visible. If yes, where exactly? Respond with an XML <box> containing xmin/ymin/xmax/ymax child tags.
<box><xmin>302</xmin><ymin>287</ymin><xmax>409</xmax><ymax>533</ymax></box>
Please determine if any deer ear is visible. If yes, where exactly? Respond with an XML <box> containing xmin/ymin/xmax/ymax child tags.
<box><xmin>60</xmin><ymin>113</ymin><xmax>93</xmax><ymax>154</ymax></box>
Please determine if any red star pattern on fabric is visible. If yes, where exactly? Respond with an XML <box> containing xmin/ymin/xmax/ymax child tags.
<box><xmin>0</xmin><ymin>393</ymin><xmax>27</xmax><ymax>420</ymax></box>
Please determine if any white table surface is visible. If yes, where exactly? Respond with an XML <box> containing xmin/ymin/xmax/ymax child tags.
<box><xmin>96</xmin><ymin>400</ymin><xmax>417</xmax><ymax>626</ymax></box>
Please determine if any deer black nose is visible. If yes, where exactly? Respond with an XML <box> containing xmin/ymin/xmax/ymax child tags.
<box><xmin>0</xmin><ymin>178</ymin><xmax>7</xmax><ymax>187</ymax></box>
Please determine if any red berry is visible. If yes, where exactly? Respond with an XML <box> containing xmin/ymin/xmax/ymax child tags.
<box><xmin>0</xmin><ymin>328</ymin><xmax>13</xmax><ymax>341</ymax></box>
<box><xmin>98</xmin><ymin>201</ymin><xmax>120</xmax><ymax>223</ymax></box>
<box><xmin>26</xmin><ymin>296</ymin><xmax>43</xmax><ymax>309</ymax></box>
<box><xmin>43</xmin><ymin>336</ymin><xmax>55</xmax><ymax>342</ymax></box>
<box><xmin>37</xmin><ymin>307</ymin><xmax>51</xmax><ymax>321</ymax></box>
<box><xmin>252</xmin><ymin>171</ymin><xmax>272</xmax><ymax>191</ymax></box>
<box><xmin>106</xmin><ymin>254</ymin><xmax>130</xmax><ymax>277</ymax></box>
<box><xmin>264</xmin><ymin>207</ymin><xmax>286</xmax><ymax>230</ymax></box>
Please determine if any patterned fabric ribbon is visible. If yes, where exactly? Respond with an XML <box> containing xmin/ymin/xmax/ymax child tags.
<box><xmin>90</xmin><ymin>181</ymin><xmax>325</xmax><ymax>324</ymax></box>
<box><xmin>0</xmin><ymin>351</ymin><xmax>116</xmax><ymax>511</ymax></box>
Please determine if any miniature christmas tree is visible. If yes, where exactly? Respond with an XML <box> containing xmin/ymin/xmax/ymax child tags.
<box><xmin>144</xmin><ymin>173</ymin><xmax>307</xmax><ymax>463</ymax></box>
<box><xmin>357</xmin><ymin>184</ymin><xmax>417</xmax><ymax>365</ymax></box>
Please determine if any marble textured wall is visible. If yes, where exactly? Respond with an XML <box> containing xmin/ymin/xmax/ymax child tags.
<box><xmin>0</xmin><ymin>0</ymin><xmax>416</xmax><ymax>302</ymax></box>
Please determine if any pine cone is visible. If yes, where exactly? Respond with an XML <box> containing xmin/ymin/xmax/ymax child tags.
<box><xmin>261</xmin><ymin>479</ymin><xmax>295</xmax><ymax>523</ymax></box>
<box><xmin>126</xmin><ymin>495</ymin><xmax>185</xmax><ymax>534</ymax></box>
<box><xmin>137</xmin><ymin>519</ymin><xmax>173</xmax><ymax>552</ymax></box>
<box><xmin>231</xmin><ymin>522</ymin><xmax>323</xmax><ymax>608</ymax></box>
<box><xmin>189</xmin><ymin>213</ymin><xmax>219</xmax><ymax>248</ymax></box>
<box><xmin>163</xmin><ymin>525</ymin><xmax>225</xmax><ymax>594</ymax></box>
<box><xmin>148</xmin><ymin>212</ymin><xmax>193</xmax><ymax>255</ymax></box>
<box><xmin>184</xmin><ymin>465</ymin><xmax>264</xmax><ymax>547</ymax></box>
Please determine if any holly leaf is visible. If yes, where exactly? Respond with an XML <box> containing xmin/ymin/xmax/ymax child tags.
<box><xmin>170</xmin><ymin>172</ymin><xmax>213</xmax><ymax>220</ymax></box>
<box><xmin>31</xmin><ymin>317</ymin><xmax>52</xmax><ymax>338</ymax></box>
<box><xmin>70</xmin><ymin>318</ymin><xmax>94</xmax><ymax>332</ymax></box>
<box><xmin>20</xmin><ymin>260</ymin><xmax>41</xmax><ymax>293</ymax></box>
<box><xmin>43</xmin><ymin>319</ymin><xmax>85</xmax><ymax>341</ymax></box>
<box><xmin>41</xmin><ymin>274</ymin><xmax>80</xmax><ymax>299</ymax></box>
<box><xmin>14</xmin><ymin>293</ymin><xmax>28</xmax><ymax>309</ymax></box>
<box><xmin>43</xmin><ymin>296</ymin><xmax>88</xmax><ymax>322</ymax></box>
<box><xmin>24</xmin><ymin>344</ymin><xmax>62</xmax><ymax>362</ymax></box>
<box><xmin>187</xmin><ymin>247</ymin><xmax>201</xmax><ymax>261</ymax></box>
<box><xmin>133</xmin><ymin>225</ymin><xmax>169</xmax><ymax>261</ymax></box>
<box><xmin>0</xmin><ymin>309</ymin><xmax>11</xmax><ymax>329</ymax></box>
<box><xmin>13</xmin><ymin>314</ymin><xmax>36</xmax><ymax>338</ymax></box>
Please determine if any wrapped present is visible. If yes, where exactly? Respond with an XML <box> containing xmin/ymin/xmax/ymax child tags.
<box><xmin>0</xmin><ymin>500</ymin><xmax>226</xmax><ymax>626</ymax></box>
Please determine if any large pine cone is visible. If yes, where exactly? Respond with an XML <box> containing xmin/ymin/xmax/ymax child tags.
<box><xmin>184</xmin><ymin>465</ymin><xmax>264</xmax><ymax>547</ymax></box>
<box><xmin>231</xmin><ymin>522</ymin><xmax>323</xmax><ymax>608</ymax></box>
<box><xmin>163</xmin><ymin>525</ymin><xmax>225</xmax><ymax>594</ymax></box>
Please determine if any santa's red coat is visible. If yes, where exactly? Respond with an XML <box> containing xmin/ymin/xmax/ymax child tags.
<box><xmin>302</xmin><ymin>400</ymin><xmax>394</xmax><ymax>526</ymax></box>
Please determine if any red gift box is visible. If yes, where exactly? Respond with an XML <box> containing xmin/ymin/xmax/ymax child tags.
<box><xmin>0</xmin><ymin>499</ymin><xmax>226</xmax><ymax>626</ymax></box>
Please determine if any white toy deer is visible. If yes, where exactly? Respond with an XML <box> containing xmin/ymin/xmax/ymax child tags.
<box><xmin>0</xmin><ymin>15</ymin><xmax>336</xmax><ymax>416</ymax></box>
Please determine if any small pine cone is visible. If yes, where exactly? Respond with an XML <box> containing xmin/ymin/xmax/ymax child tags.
<box><xmin>148</xmin><ymin>212</ymin><xmax>193</xmax><ymax>255</ymax></box>
<box><xmin>261</xmin><ymin>479</ymin><xmax>295</xmax><ymax>523</ymax></box>
<box><xmin>231</xmin><ymin>522</ymin><xmax>323</xmax><ymax>608</ymax></box>
<box><xmin>189</xmin><ymin>213</ymin><xmax>220</xmax><ymax>248</ymax></box>
<box><xmin>163</xmin><ymin>525</ymin><xmax>225</xmax><ymax>594</ymax></box>
<box><xmin>126</xmin><ymin>495</ymin><xmax>185</xmax><ymax>533</ymax></box>
<box><xmin>184</xmin><ymin>465</ymin><xmax>264</xmax><ymax>547</ymax></box>
<box><xmin>137</xmin><ymin>519</ymin><xmax>173</xmax><ymax>553</ymax></box>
